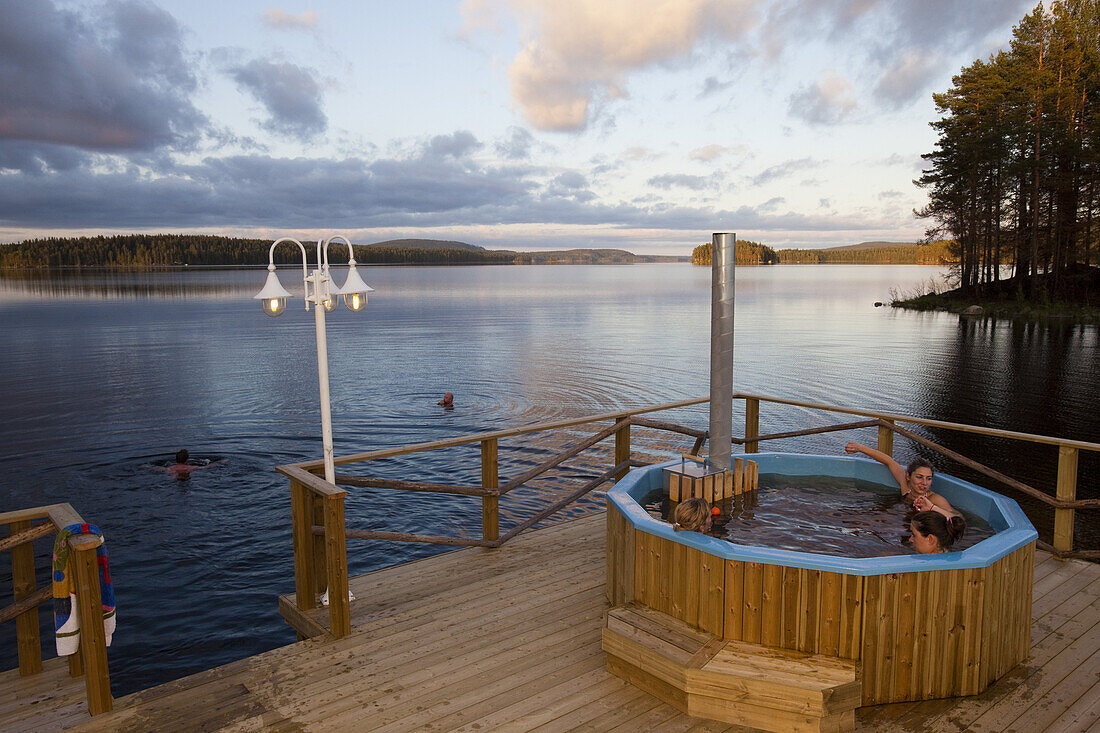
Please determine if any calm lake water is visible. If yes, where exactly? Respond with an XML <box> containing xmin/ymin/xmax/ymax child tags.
<box><xmin>1</xmin><ymin>263</ymin><xmax>1097</xmax><ymax>696</ymax></box>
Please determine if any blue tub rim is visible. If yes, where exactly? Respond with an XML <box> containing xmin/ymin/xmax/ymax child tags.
<box><xmin>606</xmin><ymin>452</ymin><xmax>1037</xmax><ymax>576</ymax></box>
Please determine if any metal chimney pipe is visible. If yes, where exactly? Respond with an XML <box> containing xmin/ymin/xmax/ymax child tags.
<box><xmin>709</xmin><ymin>232</ymin><xmax>735</xmax><ymax>471</ymax></box>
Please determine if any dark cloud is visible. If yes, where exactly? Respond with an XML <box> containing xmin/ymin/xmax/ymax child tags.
<box><xmin>787</xmin><ymin>74</ymin><xmax>857</xmax><ymax>126</ymax></box>
<box><xmin>647</xmin><ymin>174</ymin><xmax>711</xmax><ymax>191</ymax></box>
<box><xmin>0</xmin><ymin>0</ymin><xmax>207</xmax><ymax>152</ymax></box>
<box><xmin>0</xmin><ymin>144</ymin><xmax>885</xmax><ymax>234</ymax></box>
<box><xmin>751</xmin><ymin>158</ymin><xmax>820</xmax><ymax>186</ymax></box>
<box><xmin>698</xmin><ymin>76</ymin><xmax>734</xmax><ymax>98</ymax></box>
<box><xmin>230</xmin><ymin>59</ymin><xmax>327</xmax><ymax>140</ymax></box>
<box><xmin>424</xmin><ymin>130</ymin><xmax>482</xmax><ymax>159</ymax></box>
<box><xmin>494</xmin><ymin>127</ymin><xmax>535</xmax><ymax>160</ymax></box>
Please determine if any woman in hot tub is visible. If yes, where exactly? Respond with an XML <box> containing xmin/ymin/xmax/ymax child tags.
<box><xmin>844</xmin><ymin>441</ymin><xmax>962</xmax><ymax>520</ymax></box>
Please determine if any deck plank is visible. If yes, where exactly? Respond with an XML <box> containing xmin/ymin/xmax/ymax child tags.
<box><xmin>3</xmin><ymin>510</ymin><xmax>1097</xmax><ymax>733</ymax></box>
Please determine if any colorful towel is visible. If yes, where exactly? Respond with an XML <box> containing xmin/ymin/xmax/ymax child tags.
<box><xmin>52</xmin><ymin>523</ymin><xmax>116</xmax><ymax>656</ymax></box>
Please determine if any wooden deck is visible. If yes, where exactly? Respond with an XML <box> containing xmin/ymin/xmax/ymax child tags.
<box><xmin>4</xmin><ymin>512</ymin><xmax>1099</xmax><ymax>732</ymax></box>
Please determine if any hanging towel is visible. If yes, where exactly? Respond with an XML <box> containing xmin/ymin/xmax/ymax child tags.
<box><xmin>52</xmin><ymin>523</ymin><xmax>116</xmax><ymax>656</ymax></box>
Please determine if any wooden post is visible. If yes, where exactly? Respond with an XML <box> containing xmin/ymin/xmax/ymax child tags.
<box><xmin>71</xmin><ymin>539</ymin><xmax>112</xmax><ymax>715</ymax></box>
<box><xmin>323</xmin><ymin>493</ymin><xmax>350</xmax><ymax>638</ymax></box>
<box><xmin>1053</xmin><ymin>446</ymin><xmax>1078</xmax><ymax>554</ymax></box>
<box><xmin>745</xmin><ymin>398</ymin><xmax>760</xmax><ymax>454</ymax></box>
<box><xmin>481</xmin><ymin>438</ymin><xmax>499</xmax><ymax>542</ymax></box>
<box><xmin>68</xmin><ymin>648</ymin><xmax>83</xmax><ymax>678</ymax></box>
<box><xmin>878</xmin><ymin>419</ymin><xmax>895</xmax><ymax>456</ymax></box>
<box><xmin>311</xmin><ymin>493</ymin><xmax>326</xmax><ymax>598</ymax></box>
<box><xmin>10</xmin><ymin>520</ymin><xmax>42</xmax><ymax>676</ymax></box>
<box><xmin>614</xmin><ymin>419</ymin><xmax>631</xmax><ymax>481</ymax></box>
<box><xmin>290</xmin><ymin>479</ymin><xmax>317</xmax><ymax>611</ymax></box>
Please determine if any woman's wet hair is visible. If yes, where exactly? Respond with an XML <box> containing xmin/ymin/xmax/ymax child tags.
<box><xmin>906</xmin><ymin>457</ymin><xmax>934</xmax><ymax>476</ymax></box>
<box><xmin>175</xmin><ymin>449</ymin><xmax>189</xmax><ymax>464</ymax></box>
<box><xmin>673</xmin><ymin>498</ymin><xmax>711</xmax><ymax>532</ymax></box>
<box><xmin>912</xmin><ymin>510</ymin><xmax>965</xmax><ymax>550</ymax></box>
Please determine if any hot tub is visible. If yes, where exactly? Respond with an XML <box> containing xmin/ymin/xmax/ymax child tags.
<box><xmin>605</xmin><ymin>453</ymin><xmax>1038</xmax><ymax>705</ymax></box>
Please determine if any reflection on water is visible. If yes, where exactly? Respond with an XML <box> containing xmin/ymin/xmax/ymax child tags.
<box><xmin>0</xmin><ymin>264</ymin><xmax>1095</xmax><ymax>696</ymax></box>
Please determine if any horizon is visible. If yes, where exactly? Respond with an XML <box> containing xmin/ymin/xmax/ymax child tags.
<box><xmin>0</xmin><ymin>1</ymin><xmax>1033</xmax><ymax>255</ymax></box>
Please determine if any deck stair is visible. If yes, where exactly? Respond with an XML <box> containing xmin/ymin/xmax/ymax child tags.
<box><xmin>603</xmin><ymin>603</ymin><xmax>860</xmax><ymax>733</ymax></box>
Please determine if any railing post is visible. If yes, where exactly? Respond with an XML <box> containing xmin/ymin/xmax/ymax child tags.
<box><xmin>311</xmin><ymin>493</ymin><xmax>327</xmax><ymax>598</ymax></box>
<box><xmin>10</xmin><ymin>519</ymin><xmax>42</xmax><ymax>676</ymax></box>
<box><xmin>878</xmin><ymin>419</ymin><xmax>895</xmax><ymax>456</ymax></box>
<box><xmin>290</xmin><ymin>479</ymin><xmax>317</xmax><ymax>610</ymax></box>
<box><xmin>1054</xmin><ymin>446</ymin><xmax>1078</xmax><ymax>555</ymax></box>
<box><xmin>745</xmin><ymin>398</ymin><xmax>760</xmax><ymax>454</ymax></box>
<box><xmin>323</xmin><ymin>492</ymin><xmax>350</xmax><ymax>637</ymax></box>
<box><xmin>71</xmin><ymin>538</ymin><xmax>112</xmax><ymax>715</ymax></box>
<box><xmin>614</xmin><ymin>419</ymin><xmax>631</xmax><ymax>481</ymax></box>
<box><xmin>481</xmin><ymin>438</ymin><xmax>499</xmax><ymax>542</ymax></box>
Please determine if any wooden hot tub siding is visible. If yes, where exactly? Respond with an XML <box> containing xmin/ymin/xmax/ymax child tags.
<box><xmin>606</xmin><ymin>506</ymin><xmax>1034</xmax><ymax>705</ymax></box>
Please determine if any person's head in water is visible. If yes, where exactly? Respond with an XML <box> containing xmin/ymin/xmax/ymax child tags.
<box><xmin>905</xmin><ymin>457</ymin><xmax>934</xmax><ymax>496</ymax></box>
<box><xmin>673</xmin><ymin>497</ymin><xmax>712</xmax><ymax>533</ymax></box>
<box><xmin>437</xmin><ymin>392</ymin><xmax>454</xmax><ymax>408</ymax></box>
<box><xmin>910</xmin><ymin>510</ymin><xmax>965</xmax><ymax>553</ymax></box>
<box><xmin>175</xmin><ymin>449</ymin><xmax>189</xmax><ymax>465</ymax></box>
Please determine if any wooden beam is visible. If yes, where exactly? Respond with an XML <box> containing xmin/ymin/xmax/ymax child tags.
<box><xmin>614</xmin><ymin>420</ymin><xmax>631</xmax><ymax>482</ymax></box>
<box><xmin>332</xmin><ymin>527</ymin><xmax>499</xmax><ymax>547</ymax></box>
<box><xmin>290</xmin><ymin>479</ymin><xmax>317</xmax><ymax>611</ymax></box>
<box><xmin>744</xmin><ymin>398</ymin><xmax>759</xmax><ymax>454</ymax></box>
<box><xmin>496</xmin><ymin>462</ymin><xmax>624</xmax><ymax>544</ymax></box>
<box><xmin>334</xmin><ymin>475</ymin><xmax>493</xmax><ymax>497</ymax></box>
<box><xmin>498</xmin><ymin>419</ymin><xmax>626</xmax><ymax>495</ymax></box>
<box><xmin>10</xmin><ymin>520</ymin><xmax>41</xmax><ymax>676</ymax></box>
<box><xmin>731</xmin><ymin>419</ymin><xmax>880</xmax><ymax>445</ymax></box>
<box><xmin>323</xmin><ymin>494</ymin><xmax>350</xmax><ymax>638</ymax></box>
<box><xmin>0</xmin><ymin>521</ymin><xmax>55</xmax><ymax>553</ymax></box>
<box><xmin>1053</xmin><ymin>446</ymin><xmax>1078</xmax><ymax>554</ymax></box>
<box><xmin>71</xmin><ymin>542</ymin><xmax>112</xmax><ymax>715</ymax></box>
<box><xmin>481</xmin><ymin>438</ymin><xmax>499</xmax><ymax>543</ymax></box>
<box><xmin>877</xmin><ymin>419</ymin><xmax>895</xmax><ymax>456</ymax></box>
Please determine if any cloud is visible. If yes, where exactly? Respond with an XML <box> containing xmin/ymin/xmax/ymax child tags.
<box><xmin>229</xmin><ymin>59</ymin><xmax>327</xmax><ymax>140</ymax></box>
<box><xmin>689</xmin><ymin>144</ymin><xmax>728</xmax><ymax>162</ymax></box>
<box><xmin>261</xmin><ymin>9</ymin><xmax>319</xmax><ymax>30</ymax></box>
<box><xmin>787</xmin><ymin>72</ymin><xmax>857</xmax><ymax>125</ymax></box>
<box><xmin>424</xmin><ymin>130</ymin><xmax>482</xmax><ymax>159</ymax></box>
<box><xmin>874</xmin><ymin>50</ymin><xmax>939</xmax><ymax>107</ymax></box>
<box><xmin>698</xmin><ymin>76</ymin><xmax>734</xmax><ymax>98</ymax></box>
<box><xmin>495</xmin><ymin>127</ymin><xmax>535</xmax><ymax>160</ymax></box>
<box><xmin>0</xmin><ymin>0</ymin><xmax>207</xmax><ymax>152</ymax></box>
<box><xmin>751</xmin><ymin>157</ymin><xmax>820</xmax><ymax>186</ymax></box>
<box><xmin>647</xmin><ymin>173</ymin><xmax>711</xmax><ymax>190</ymax></box>
<box><xmin>478</xmin><ymin>0</ymin><xmax>760</xmax><ymax>131</ymax></box>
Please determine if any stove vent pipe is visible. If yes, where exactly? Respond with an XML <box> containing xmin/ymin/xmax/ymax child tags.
<box><xmin>708</xmin><ymin>232</ymin><xmax>735</xmax><ymax>471</ymax></box>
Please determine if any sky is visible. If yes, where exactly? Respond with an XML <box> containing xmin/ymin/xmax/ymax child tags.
<box><xmin>0</xmin><ymin>0</ymin><xmax>1036</xmax><ymax>255</ymax></box>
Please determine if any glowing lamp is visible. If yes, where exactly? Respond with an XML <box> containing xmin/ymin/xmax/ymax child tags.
<box><xmin>335</xmin><ymin>259</ymin><xmax>374</xmax><ymax>312</ymax></box>
<box><xmin>254</xmin><ymin>265</ymin><xmax>293</xmax><ymax>317</ymax></box>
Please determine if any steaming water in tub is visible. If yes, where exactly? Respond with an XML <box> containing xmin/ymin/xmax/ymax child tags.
<box><xmin>640</xmin><ymin>473</ymin><xmax>995</xmax><ymax>558</ymax></box>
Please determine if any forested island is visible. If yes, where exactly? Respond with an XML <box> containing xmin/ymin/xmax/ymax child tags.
<box><xmin>905</xmin><ymin>0</ymin><xmax>1098</xmax><ymax>319</ymax></box>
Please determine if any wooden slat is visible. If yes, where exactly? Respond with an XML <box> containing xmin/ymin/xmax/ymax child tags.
<box><xmin>10</xmin><ymin>519</ymin><xmax>42</xmax><ymax>677</ymax></box>
<box><xmin>0</xmin><ymin>522</ymin><xmax>55</xmax><ymax>553</ymax></box>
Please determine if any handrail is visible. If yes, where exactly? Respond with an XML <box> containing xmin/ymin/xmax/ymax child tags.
<box><xmin>1</xmin><ymin>503</ymin><xmax>113</xmax><ymax>716</ymax></box>
<box><xmin>280</xmin><ymin>392</ymin><xmax>1098</xmax><ymax>637</ymax></box>
<box><xmin>733</xmin><ymin>391</ymin><xmax>1100</xmax><ymax>452</ymax></box>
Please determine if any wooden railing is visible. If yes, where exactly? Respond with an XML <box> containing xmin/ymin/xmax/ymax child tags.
<box><xmin>0</xmin><ymin>504</ymin><xmax>112</xmax><ymax>716</ymax></box>
<box><xmin>279</xmin><ymin>392</ymin><xmax>1099</xmax><ymax>637</ymax></box>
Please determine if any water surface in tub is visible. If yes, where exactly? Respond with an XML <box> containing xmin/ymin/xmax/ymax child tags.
<box><xmin>641</xmin><ymin>473</ymin><xmax>995</xmax><ymax>558</ymax></box>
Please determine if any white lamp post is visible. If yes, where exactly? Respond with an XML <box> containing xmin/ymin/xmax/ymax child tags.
<box><xmin>255</xmin><ymin>236</ymin><xmax>374</xmax><ymax>484</ymax></box>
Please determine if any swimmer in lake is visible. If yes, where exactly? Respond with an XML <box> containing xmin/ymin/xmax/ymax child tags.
<box><xmin>672</xmin><ymin>497</ymin><xmax>712</xmax><ymax>533</ymax></box>
<box><xmin>437</xmin><ymin>392</ymin><xmax>454</xmax><ymax>408</ymax></box>
<box><xmin>151</xmin><ymin>450</ymin><xmax>224</xmax><ymax>481</ymax></box>
<box><xmin>909</xmin><ymin>510</ymin><xmax>964</xmax><ymax>554</ymax></box>
<box><xmin>844</xmin><ymin>441</ymin><xmax>961</xmax><ymax>519</ymax></box>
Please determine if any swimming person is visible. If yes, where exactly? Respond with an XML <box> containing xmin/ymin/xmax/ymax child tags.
<box><xmin>844</xmin><ymin>441</ymin><xmax>960</xmax><ymax>518</ymax></box>
<box><xmin>152</xmin><ymin>450</ymin><xmax>224</xmax><ymax>481</ymax></box>
<box><xmin>672</xmin><ymin>497</ymin><xmax>712</xmax><ymax>533</ymax></box>
<box><xmin>437</xmin><ymin>392</ymin><xmax>454</xmax><ymax>408</ymax></box>
<box><xmin>910</xmin><ymin>510</ymin><xmax>964</xmax><ymax>553</ymax></box>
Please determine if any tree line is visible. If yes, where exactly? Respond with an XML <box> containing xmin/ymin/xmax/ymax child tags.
<box><xmin>0</xmin><ymin>234</ymin><xmax>515</xmax><ymax>268</ymax></box>
<box><xmin>691</xmin><ymin>240</ymin><xmax>952</xmax><ymax>265</ymax></box>
<box><xmin>917</xmin><ymin>0</ymin><xmax>1099</xmax><ymax>301</ymax></box>
<box><xmin>691</xmin><ymin>240</ymin><xmax>780</xmax><ymax>265</ymax></box>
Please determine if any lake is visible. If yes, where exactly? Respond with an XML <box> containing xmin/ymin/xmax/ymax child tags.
<box><xmin>0</xmin><ymin>263</ymin><xmax>1096</xmax><ymax>696</ymax></box>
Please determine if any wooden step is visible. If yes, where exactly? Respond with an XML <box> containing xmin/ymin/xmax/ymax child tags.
<box><xmin>602</xmin><ymin>604</ymin><xmax>860</xmax><ymax>733</ymax></box>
